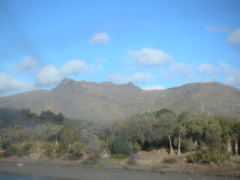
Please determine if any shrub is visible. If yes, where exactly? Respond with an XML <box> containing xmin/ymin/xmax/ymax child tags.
<box><xmin>187</xmin><ymin>149</ymin><xmax>230</xmax><ymax>165</ymax></box>
<box><xmin>30</xmin><ymin>141</ymin><xmax>43</xmax><ymax>153</ymax></box>
<box><xmin>180</xmin><ymin>138</ymin><xmax>194</xmax><ymax>152</ymax></box>
<box><xmin>44</xmin><ymin>142</ymin><xmax>59</xmax><ymax>158</ymax></box>
<box><xmin>110</xmin><ymin>136</ymin><xmax>131</xmax><ymax>157</ymax></box>
<box><xmin>20</xmin><ymin>143</ymin><xmax>32</xmax><ymax>156</ymax></box>
<box><xmin>2</xmin><ymin>142</ymin><xmax>10</xmax><ymax>150</ymax></box>
<box><xmin>5</xmin><ymin>143</ymin><xmax>32</xmax><ymax>157</ymax></box>
<box><xmin>129</xmin><ymin>142</ymin><xmax>141</xmax><ymax>153</ymax></box>
<box><xmin>207</xmin><ymin>149</ymin><xmax>230</xmax><ymax>165</ymax></box>
<box><xmin>69</xmin><ymin>141</ymin><xmax>88</xmax><ymax>158</ymax></box>
<box><xmin>4</xmin><ymin>145</ymin><xmax>18</xmax><ymax>157</ymax></box>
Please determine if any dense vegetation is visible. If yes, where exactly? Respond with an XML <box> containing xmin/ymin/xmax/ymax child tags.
<box><xmin>0</xmin><ymin>108</ymin><xmax>239</xmax><ymax>165</ymax></box>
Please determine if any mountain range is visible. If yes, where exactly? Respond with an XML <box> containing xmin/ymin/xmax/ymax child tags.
<box><xmin>0</xmin><ymin>78</ymin><xmax>240</xmax><ymax>122</ymax></box>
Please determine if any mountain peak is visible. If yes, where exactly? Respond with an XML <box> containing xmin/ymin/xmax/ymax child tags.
<box><xmin>126</xmin><ymin>81</ymin><xmax>134</xmax><ymax>86</ymax></box>
<box><xmin>60</xmin><ymin>78</ymin><xmax>75</xmax><ymax>85</ymax></box>
<box><xmin>57</xmin><ymin>78</ymin><xmax>140</xmax><ymax>90</ymax></box>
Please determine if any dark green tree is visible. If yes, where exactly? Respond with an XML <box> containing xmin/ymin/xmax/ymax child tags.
<box><xmin>110</xmin><ymin>136</ymin><xmax>131</xmax><ymax>157</ymax></box>
<box><xmin>156</xmin><ymin>109</ymin><xmax>175</xmax><ymax>118</ymax></box>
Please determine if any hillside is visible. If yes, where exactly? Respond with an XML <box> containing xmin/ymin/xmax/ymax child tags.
<box><xmin>0</xmin><ymin>78</ymin><xmax>240</xmax><ymax>122</ymax></box>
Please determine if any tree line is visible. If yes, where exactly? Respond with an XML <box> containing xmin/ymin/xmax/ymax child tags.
<box><xmin>0</xmin><ymin>108</ymin><xmax>239</xmax><ymax>164</ymax></box>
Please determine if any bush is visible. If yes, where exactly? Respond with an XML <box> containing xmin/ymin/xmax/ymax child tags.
<box><xmin>4</xmin><ymin>145</ymin><xmax>18</xmax><ymax>157</ymax></box>
<box><xmin>207</xmin><ymin>150</ymin><xmax>230</xmax><ymax>165</ymax></box>
<box><xmin>21</xmin><ymin>143</ymin><xmax>32</xmax><ymax>156</ymax></box>
<box><xmin>4</xmin><ymin>143</ymin><xmax>32</xmax><ymax>157</ymax></box>
<box><xmin>30</xmin><ymin>141</ymin><xmax>44</xmax><ymax>153</ymax></box>
<box><xmin>110</xmin><ymin>136</ymin><xmax>131</xmax><ymax>157</ymax></box>
<box><xmin>180</xmin><ymin>138</ymin><xmax>194</xmax><ymax>152</ymax></box>
<box><xmin>69</xmin><ymin>141</ymin><xmax>88</xmax><ymax>158</ymax></box>
<box><xmin>129</xmin><ymin>142</ymin><xmax>141</xmax><ymax>153</ymax></box>
<box><xmin>187</xmin><ymin>149</ymin><xmax>230</xmax><ymax>165</ymax></box>
<box><xmin>44</xmin><ymin>142</ymin><xmax>59</xmax><ymax>158</ymax></box>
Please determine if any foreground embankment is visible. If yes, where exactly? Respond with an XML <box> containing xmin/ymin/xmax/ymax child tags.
<box><xmin>0</xmin><ymin>149</ymin><xmax>240</xmax><ymax>180</ymax></box>
<box><xmin>0</xmin><ymin>161</ymin><xmax>237</xmax><ymax>180</ymax></box>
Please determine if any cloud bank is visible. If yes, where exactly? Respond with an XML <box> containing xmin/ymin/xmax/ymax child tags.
<box><xmin>0</xmin><ymin>57</ymin><xmax>93</xmax><ymax>96</ymax></box>
<box><xmin>128</xmin><ymin>72</ymin><xmax>151</xmax><ymax>83</ymax></box>
<box><xmin>226</xmin><ymin>73</ymin><xmax>240</xmax><ymax>87</ymax></box>
<box><xmin>36</xmin><ymin>65</ymin><xmax>64</xmax><ymax>86</ymax></box>
<box><xmin>0</xmin><ymin>72</ymin><xmax>23</xmax><ymax>93</ymax></box>
<box><xmin>198</xmin><ymin>64</ymin><xmax>218</xmax><ymax>75</ymax></box>
<box><xmin>36</xmin><ymin>60</ymin><xmax>91</xmax><ymax>86</ymax></box>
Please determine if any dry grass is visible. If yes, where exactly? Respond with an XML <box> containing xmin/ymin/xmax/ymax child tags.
<box><xmin>162</xmin><ymin>157</ymin><xmax>178</xmax><ymax>164</ymax></box>
<box><xmin>133</xmin><ymin>149</ymin><xmax>170</xmax><ymax>166</ymax></box>
<box><xmin>0</xmin><ymin>151</ymin><xmax>4</xmax><ymax>157</ymax></box>
<box><xmin>125</xmin><ymin>149</ymin><xmax>240</xmax><ymax>178</ymax></box>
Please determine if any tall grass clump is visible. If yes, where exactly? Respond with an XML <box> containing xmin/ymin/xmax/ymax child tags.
<box><xmin>187</xmin><ymin>147</ymin><xmax>230</xmax><ymax>165</ymax></box>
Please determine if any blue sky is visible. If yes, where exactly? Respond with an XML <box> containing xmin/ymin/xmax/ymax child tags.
<box><xmin>0</xmin><ymin>0</ymin><xmax>240</xmax><ymax>96</ymax></box>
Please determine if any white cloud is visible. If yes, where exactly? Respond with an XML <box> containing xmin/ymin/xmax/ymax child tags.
<box><xmin>197</xmin><ymin>62</ymin><xmax>240</xmax><ymax>87</ymax></box>
<box><xmin>128</xmin><ymin>48</ymin><xmax>173</xmax><ymax>66</ymax></box>
<box><xmin>62</xmin><ymin>60</ymin><xmax>89</xmax><ymax>75</ymax></box>
<box><xmin>0</xmin><ymin>58</ymin><xmax>94</xmax><ymax>95</ymax></box>
<box><xmin>0</xmin><ymin>72</ymin><xmax>23</xmax><ymax>93</ymax></box>
<box><xmin>228</xmin><ymin>28</ymin><xmax>240</xmax><ymax>44</ymax></box>
<box><xmin>205</xmin><ymin>25</ymin><xmax>229</xmax><ymax>33</ymax></box>
<box><xmin>35</xmin><ymin>60</ymin><xmax>92</xmax><ymax>86</ymax></box>
<box><xmin>168</xmin><ymin>63</ymin><xmax>192</xmax><ymax>79</ymax></box>
<box><xmin>128</xmin><ymin>72</ymin><xmax>151</xmax><ymax>83</ymax></box>
<box><xmin>90</xmin><ymin>32</ymin><xmax>110</xmax><ymax>44</ymax></box>
<box><xmin>218</xmin><ymin>62</ymin><xmax>236</xmax><ymax>76</ymax></box>
<box><xmin>14</xmin><ymin>56</ymin><xmax>38</xmax><ymax>73</ymax></box>
<box><xmin>226</xmin><ymin>72</ymin><xmax>240</xmax><ymax>87</ymax></box>
<box><xmin>197</xmin><ymin>62</ymin><xmax>236</xmax><ymax>77</ymax></box>
<box><xmin>35</xmin><ymin>65</ymin><xmax>64</xmax><ymax>86</ymax></box>
<box><xmin>142</xmin><ymin>85</ymin><xmax>164</xmax><ymax>90</ymax></box>
<box><xmin>198</xmin><ymin>64</ymin><xmax>218</xmax><ymax>75</ymax></box>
